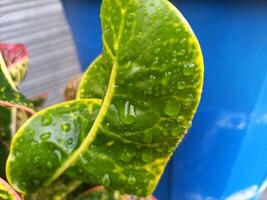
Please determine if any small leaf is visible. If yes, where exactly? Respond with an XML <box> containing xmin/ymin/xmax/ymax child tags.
<box><xmin>0</xmin><ymin>43</ymin><xmax>29</xmax><ymax>86</ymax></box>
<box><xmin>0</xmin><ymin>178</ymin><xmax>22</xmax><ymax>200</ymax></box>
<box><xmin>0</xmin><ymin>53</ymin><xmax>35</xmax><ymax>114</ymax></box>
<box><xmin>64</xmin><ymin>75</ymin><xmax>82</xmax><ymax>101</ymax></box>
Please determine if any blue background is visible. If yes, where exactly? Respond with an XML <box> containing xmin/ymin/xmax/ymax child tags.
<box><xmin>62</xmin><ymin>0</ymin><xmax>267</xmax><ymax>199</ymax></box>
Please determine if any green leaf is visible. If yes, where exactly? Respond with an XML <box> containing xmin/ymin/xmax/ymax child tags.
<box><xmin>6</xmin><ymin>99</ymin><xmax>102</xmax><ymax>193</ymax></box>
<box><xmin>64</xmin><ymin>75</ymin><xmax>83</xmax><ymax>101</ymax></box>
<box><xmin>0</xmin><ymin>178</ymin><xmax>22</xmax><ymax>200</ymax></box>
<box><xmin>0</xmin><ymin>144</ymin><xmax>9</xmax><ymax>179</ymax></box>
<box><xmin>7</xmin><ymin>0</ymin><xmax>204</xmax><ymax>197</ymax></box>
<box><xmin>0</xmin><ymin>53</ymin><xmax>34</xmax><ymax>114</ymax></box>
<box><xmin>0</xmin><ymin>106</ymin><xmax>11</xmax><ymax>179</ymax></box>
<box><xmin>0</xmin><ymin>43</ymin><xmax>29</xmax><ymax>87</ymax></box>
<box><xmin>0</xmin><ymin>106</ymin><xmax>11</xmax><ymax>143</ymax></box>
<box><xmin>77</xmin><ymin>55</ymin><xmax>108</xmax><ymax>100</ymax></box>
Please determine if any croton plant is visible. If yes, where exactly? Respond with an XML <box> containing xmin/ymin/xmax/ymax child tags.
<box><xmin>0</xmin><ymin>0</ymin><xmax>204</xmax><ymax>199</ymax></box>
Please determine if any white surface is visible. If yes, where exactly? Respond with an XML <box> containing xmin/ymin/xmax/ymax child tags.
<box><xmin>0</xmin><ymin>0</ymin><xmax>81</xmax><ymax>106</ymax></box>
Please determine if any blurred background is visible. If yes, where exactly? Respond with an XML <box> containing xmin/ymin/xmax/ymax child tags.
<box><xmin>1</xmin><ymin>0</ymin><xmax>267</xmax><ymax>199</ymax></box>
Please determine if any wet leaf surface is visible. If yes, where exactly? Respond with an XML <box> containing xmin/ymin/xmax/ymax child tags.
<box><xmin>7</xmin><ymin>0</ymin><xmax>203</xmax><ymax>197</ymax></box>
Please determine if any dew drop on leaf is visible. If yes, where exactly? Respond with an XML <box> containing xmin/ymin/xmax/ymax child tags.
<box><xmin>141</xmin><ymin>149</ymin><xmax>153</xmax><ymax>163</ymax></box>
<box><xmin>183</xmin><ymin>63</ymin><xmax>195</xmax><ymax>76</ymax></box>
<box><xmin>54</xmin><ymin>150</ymin><xmax>62</xmax><ymax>162</ymax></box>
<box><xmin>40</xmin><ymin>132</ymin><xmax>51</xmax><ymax>140</ymax></box>
<box><xmin>102</xmin><ymin>174</ymin><xmax>110</xmax><ymax>187</ymax></box>
<box><xmin>143</xmin><ymin>131</ymin><xmax>153</xmax><ymax>143</ymax></box>
<box><xmin>33</xmin><ymin>179</ymin><xmax>40</xmax><ymax>186</ymax></box>
<box><xmin>177</xmin><ymin>49</ymin><xmax>186</xmax><ymax>56</ymax></box>
<box><xmin>177</xmin><ymin>81</ymin><xmax>186</xmax><ymax>90</ymax></box>
<box><xmin>119</xmin><ymin>151</ymin><xmax>136</xmax><ymax>162</ymax></box>
<box><xmin>119</xmin><ymin>101</ymin><xmax>136</xmax><ymax>125</ymax></box>
<box><xmin>128</xmin><ymin>176</ymin><xmax>136</xmax><ymax>185</ymax></box>
<box><xmin>61</xmin><ymin>122</ymin><xmax>71</xmax><ymax>132</ymax></box>
<box><xmin>33</xmin><ymin>156</ymin><xmax>40</xmax><ymax>164</ymax></box>
<box><xmin>41</xmin><ymin>114</ymin><xmax>52</xmax><ymax>126</ymax></box>
<box><xmin>30</xmin><ymin>140</ymin><xmax>38</xmax><ymax>147</ymax></box>
<box><xmin>164</xmin><ymin>99</ymin><xmax>181</xmax><ymax>117</ymax></box>
<box><xmin>46</xmin><ymin>161</ymin><xmax>53</xmax><ymax>169</ymax></box>
<box><xmin>171</xmin><ymin>126</ymin><xmax>182</xmax><ymax>137</ymax></box>
<box><xmin>163</xmin><ymin>130</ymin><xmax>168</xmax><ymax>136</ymax></box>
<box><xmin>66</xmin><ymin>138</ymin><xmax>74</xmax><ymax>145</ymax></box>
<box><xmin>156</xmin><ymin>146</ymin><xmax>166</xmax><ymax>153</ymax></box>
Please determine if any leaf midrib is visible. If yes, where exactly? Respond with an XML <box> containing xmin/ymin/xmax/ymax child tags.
<box><xmin>45</xmin><ymin>2</ymin><xmax>129</xmax><ymax>185</ymax></box>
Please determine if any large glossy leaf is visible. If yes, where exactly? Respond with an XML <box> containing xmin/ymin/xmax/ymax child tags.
<box><xmin>0</xmin><ymin>53</ymin><xmax>34</xmax><ymax>114</ymax></box>
<box><xmin>7</xmin><ymin>0</ymin><xmax>204</xmax><ymax>197</ymax></box>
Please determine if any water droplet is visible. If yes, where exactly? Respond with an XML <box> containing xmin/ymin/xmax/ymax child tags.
<box><xmin>40</xmin><ymin>132</ymin><xmax>51</xmax><ymax>140</ymax></box>
<box><xmin>177</xmin><ymin>81</ymin><xmax>186</xmax><ymax>90</ymax></box>
<box><xmin>120</xmin><ymin>151</ymin><xmax>136</xmax><ymax>162</ymax></box>
<box><xmin>183</xmin><ymin>63</ymin><xmax>195</xmax><ymax>76</ymax></box>
<box><xmin>177</xmin><ymin>49</ymin><xmax>186</xmax><ymax>56</ymax></box>
<box><xmin>31</xmin><ymin>140</ymin><xmax>38</xmax><ymax>146</ymax></box>
<box><xmin>80</xmin><ymin>155</ymin><xmax>88</xmax><ymax>164</ymax></box>
<box><xmin>143</xmin><ymin>131</ymin><xmax>153</xmax><ymax>143</ymax></box>
<box><xmin>102</xmin><ymin>174</ymin><xmax>110</xmax><ymax>187</ymax></box>
<box><xmin>163</xmin><ymin>16</ymin><xmax>169</xmax><ymax>21</ymax></box>
<box><xmin>41</xmin><ymin>114</ymin><xmax>52</xmax><ymax>126</ymax></box>
<box><xmin>176</xmin><ymin>28</ymin><xmax>182</xmax><ymax>33</ymax></box>
<box><xmin>184</xmin><ymin>121</ymin><xmax>192</xmax><ymax>129</ymax></box>
<box><xmin>106</xmin><ymin>141</ymin><xmax>114</xmax><ymax>146</ymax></box>
<box><xmin>177</xmin><ymin>116</ymin><xmax>185</xmax><ymax>123</ymax></box>
<box><xmin>33</xmin><ymin>156</ymin><xmax>40</xmax><ymax>164</ymax></box>
<box><xmin>66</xmin><ymin>138</ymin><xmax>74</xmax><ymax>145</ymax></box>
<box><xmin>164</xmin><ymin>99</ymin><xmax>181</xmax><ymax>117</ymax></box>
<box><xmin>141</xmin><ymin>149</ymin><xmax>153</xmax><ymax>163</ymax></box>
<box><xmin>163</xmin><ymin>131</ymin><xmax>168</xmax><ymax>136</ymax></box>
<box><xmin>154</xmin><ymin>48</ymin><xmax>160</xmax><ymax>54</ymax></box>
<box><xmin>18</xmin><ymin>138</ymin><xmax>24</xmax><ymax>143</ymax></box>
<box><xmin>128</xmin><ymin>176</ymin><xmax>136</xmax><ymax>185</ymax></box>
<box><xmin>172</xmin><ymin>58</ymin><xmax>177</xmax><ymax>65</ymax></box>
<box><xmin>61</xmin><ymin>123</ymin><xmax>71</xmax><ymax>132</ymax></box>
<box><xmin>150</xmin><ymin>74</ymin><xmax>156</xmax><ymax>81</ymax></box>
<box><xmin>171</xmin><ymin>127</ymin><xmax>182</xmax><ymax>137</ymax></box>
<box><xmin>46</xmin><ymin>161</ymin><xmax>53</xmax><ymax>169</ymax></box>
<box><xmin>180</xmin><ymin>38</ymin><xmax>187</xmax><ymax>44</ymax></box>
<box><xmin>33</xmin><ymin>179</ymin><xmax>40</xmax><ymax>186</ymax></box>
<box><xmin>156</xmin><ymin>146</ymin><xmax>166</xmax><ymax>152</ymax></box>
<box><xmin>119</xmin><ymin>101</ymin><xmax>136</xmax><ymax>125</ymax></box>
<box><xmin>54</xmin><ymin>150</ymin><xmax>62</xmax><ymax>161</ymax></box>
